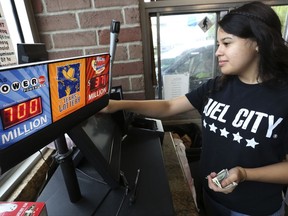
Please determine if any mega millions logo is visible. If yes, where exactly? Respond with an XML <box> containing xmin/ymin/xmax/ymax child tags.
<box><xmin>91</xmin><ymin>56</ymin><xmax>106</xmax><ymax>75</ymax></box>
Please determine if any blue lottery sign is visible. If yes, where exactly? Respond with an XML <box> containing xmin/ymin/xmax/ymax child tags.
<box><xmin>0</xmin><ymin>64</ymin><xmax>52</xmax><ymax>149</ymax></box>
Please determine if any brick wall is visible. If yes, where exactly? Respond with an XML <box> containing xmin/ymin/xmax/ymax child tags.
<box><xmin>31</xmin><ymin>0</ymin><xmax>145</xmax><ymax>99</ymax></box>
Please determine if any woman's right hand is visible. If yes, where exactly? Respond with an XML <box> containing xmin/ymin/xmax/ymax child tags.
<box><xmin>99</xmin><ymin>99</ymin><xmax>118</xmax><ymax>114</ymax></box>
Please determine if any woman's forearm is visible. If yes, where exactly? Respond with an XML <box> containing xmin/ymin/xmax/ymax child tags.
<box><xmin>105</xmin><ymin>96</ymin><xmax>195</xmax><ymax>118</ymax></box>
<box><xmin>108</xmin><ymin>99</ymin><xmax>171</xmax><ymax>118</ymax></box>
<box><xmin>244</xmin><ymin>160</ymin><xmax>288</xmax><ymax>184</ymax></box>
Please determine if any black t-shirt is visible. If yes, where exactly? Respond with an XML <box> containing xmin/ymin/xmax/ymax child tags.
<box><xmin>186</xmin><ymin>76</ymin><xmax>288</xmax><ymax>215</ymax></box>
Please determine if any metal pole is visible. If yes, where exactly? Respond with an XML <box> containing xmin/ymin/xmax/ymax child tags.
<box><xmin>54</xmin><ymin>134</ymin><xmax>81</xmax><ymax>203</ymax></box>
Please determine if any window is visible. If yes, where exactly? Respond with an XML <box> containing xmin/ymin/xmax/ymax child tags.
<box><xmin>140</xmin><ymin>0</ymin><xmax>288</xmax><ymax>123</ymax></box>
<box><xmin>151</xmin><ymin>12</ymin><xmax>219</xmax><ymax>99</ymax></box>
<box><xmin>0</xmin><ymin>0</ymin><xmax>39</xmax><ymax>66</ymax></box>
<box><xmin>272</xmin><ymin>5</ymin><xmax>288</xmax><ymax>41</ymax></box>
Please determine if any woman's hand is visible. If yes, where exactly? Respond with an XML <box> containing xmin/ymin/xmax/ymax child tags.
<box><xmin>206</xmin><ymin>167</ymin><xmax>247</xmax><ymax>194</ymax></box>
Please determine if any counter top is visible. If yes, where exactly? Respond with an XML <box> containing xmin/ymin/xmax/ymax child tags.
<box><xmin>162</xmin><ymin>132</ymin><xmax>199</xmax><ymax>216</ymax></box>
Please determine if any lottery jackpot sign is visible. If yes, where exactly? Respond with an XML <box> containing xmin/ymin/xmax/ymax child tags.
<box><xmin>0</xmin><ymin>53</ymin><xmax>110</xmax><ymax>149</ymax></box>
<box><xmin>0</xmin><ymin>64</ymin><xmax>52</xmax><ymax>149</ymax></box>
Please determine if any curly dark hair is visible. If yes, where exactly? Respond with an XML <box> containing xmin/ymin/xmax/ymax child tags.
<box><xmin>217</xmin><ymin>1</ymin><xmax>288</xmax><ymax>88</ymax></box>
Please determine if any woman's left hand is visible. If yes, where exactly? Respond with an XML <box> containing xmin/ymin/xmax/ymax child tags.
<box><xmin>206</xmin><ymin>166</ymin><xmax>247</xmax><ymax>194</ymax></box>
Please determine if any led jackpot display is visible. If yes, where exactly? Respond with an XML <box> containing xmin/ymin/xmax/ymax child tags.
<box><xmin>0</xmin><ymin>65</ymin><xmax>52</xmax><ymax>149</ymax></box>
<box><xmin>0</xmin><ymin>96</ymin><xmax>42</xmax><ymax>130</ymax></box>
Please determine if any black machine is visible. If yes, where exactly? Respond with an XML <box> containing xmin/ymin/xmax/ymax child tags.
<box><xmin>17</xmin><ymin>43</ymin><xmax>48</xmax><ymax>64</ymax></box>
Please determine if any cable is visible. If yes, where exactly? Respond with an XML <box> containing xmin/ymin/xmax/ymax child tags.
<box><xmin>76</xmin><ymin>168</ymin><xmax>107</xmax><ymax>185</ymax></box>
<box><xmin>36</xmin><ymin>149</ymin><xmax>57</xmax><ymax>199</ymax></box>
<box><xmin>38</xmin><ymin>149</ymin><xmax>53</xmax><ymax>169</ymax></box>
<box><xmin>115</xmin><ymin>186</ymin><xmax>129</xmax><ymax>216</ymax></box>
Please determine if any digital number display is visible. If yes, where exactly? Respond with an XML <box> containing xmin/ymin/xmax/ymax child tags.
<box><xmin>90</xmin><ymin>74</ymin><xmax>109</xmax><ymax>91</ymax></box>
<box><xmin>0</xmin><ymin>97</ymin><xmax>43</xmax><ymax>129</ymax></box>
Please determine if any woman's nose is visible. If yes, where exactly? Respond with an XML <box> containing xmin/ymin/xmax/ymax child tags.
<box><xmin>215</xmin><ymin>46</ymin><xmax>222</xmax><ymax>57</ymax></box>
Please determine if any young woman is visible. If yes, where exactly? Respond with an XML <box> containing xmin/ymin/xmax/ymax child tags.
<box><xmin>103</xmin><ymin>2</ymin><xmax>288</xmax><ymax>215</ymax></box>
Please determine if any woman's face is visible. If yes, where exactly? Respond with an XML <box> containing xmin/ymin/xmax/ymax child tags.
<box><xmin>216</xmin><ymin>27</ymin><xmax>260</xmax><ymax>83</ymax></box>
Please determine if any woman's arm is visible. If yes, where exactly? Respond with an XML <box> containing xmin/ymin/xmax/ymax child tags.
<box><xmin>243</xmin><ymin>159</ymin><xmax>288</xmax><ymax>184</ymax></box>
<box><xmin>102</xmin><ymin>95</ymin><xmax>196</xmax><ymax>118</ymax></box>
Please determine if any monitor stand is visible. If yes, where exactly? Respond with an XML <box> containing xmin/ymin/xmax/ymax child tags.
<box><xmin>53</xmin><ymin>134</ymin><xmax>82</xmax><ymax>203</ymax></box>
<box><xmin>38</xmin><ymin>140</ymin><xmax>112</xmax><ymax>216</ymax></box>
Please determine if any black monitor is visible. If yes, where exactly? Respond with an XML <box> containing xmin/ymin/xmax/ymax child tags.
<box><xmin>67</xmin><ymin>113</ymin><xmax>123</xmax><ymax>189</ymax></box>
<box><xmin>17</xmin><ymin>43</ymin><xmax>48</xmax><ymax>64</ymax></box>
<box><xmin>67</xmin><ymin>86</ymin><xmax>129</xmax><ymax>189</ymax></box>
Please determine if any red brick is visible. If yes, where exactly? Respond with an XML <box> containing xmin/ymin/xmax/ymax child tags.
<box><xmin>94</xmin><ymin>0</ymin><xmax>139</xmax><ymax>8</ymax></box>
<box><xmin>99</xmin><ymin>26</ymin><xmax>141</xmax><ymax>45</ymax></box>
<box><xmin>114</xmin><ymin>46</ymin><xmax>128</xmax><ymax>61</ymax></box>
<box><xmin>113</xmin><ymin>61</ymin><xmax>144</xmax><ymax>76</ymax></box>
<box><xmin>124</xmin><ymin>7</ymin><xmax>140</xmax><ymax>25</ymax></box>
<box><xmin>32</xmin><ymin>0</ymin><xmax>146</xmax><ymax>98</ymax></box>
<box><xmin>79</xmin><ymin>10</ymin><xmax>123</xmax><ymax>28</ymax></box>
<box><xmin>35</xmin><ymin>14</ymin><xmax>78</xmax><ymax>32</ymax></box>
<box><xmin>46</xmin><ymin>0</ymin><xmax>91</xmax><ymax>12</ymax></box>
<box><xmin>48</xmin><ymin>50</ymin><xmax>84</xmax><ymax>60</ymax></box>
<box><xmin>85</xmin><ymin>46</ymin><xmax>127</xmax><ymax>61</ymax></box>
<box><xmin>85</xmin><ymin>47</ymin><xmax>109</xmax><ymax>55</ymax></box>
<box><xmin>131</xmin><ymin>76</ymin><xmax>144</xmax><ymax>91</ymax></box>
<box><xmin>31</xmin><ymin>0</ymin><xmax>43</xmax><ymax>14</ymax></box>
<box><xmin>98</xmin><ymin>29</ymin><xmax>110</xmax><ymax>45</ymax></box>
<box><xmin>112</xmin><ymin>78</ymin><xmax>130</xmax><ymax>91</ymax></box>
<box><xmin>119</xmin><ymin>27</ymin><xmax>142</xmax><ymax>43</ymax></box>
<box><xmin>53</xmin><ymin>31</ymin><xmax>97</xmax><ymax>48</ymax></box>
<box><xmin>123</xmin><ymin>92</ymin><xmax>146</xmax><ymax>100</ymax></box>
<box><xmin>129</xmin><ymin>44</ymin><xmax>142</xmax><ymax>60</ymax></box>
<box><xmin>39</xmin><ymin>34</ymin><xmax>53</xmax><ymax>50</ymax></box>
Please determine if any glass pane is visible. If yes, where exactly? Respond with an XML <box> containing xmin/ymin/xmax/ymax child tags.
<box><xmin>0</xmin><ymin>1</ymin><xmax>19</xmax><ymax>66</ymax></box>
<box><xmin>272</xmin><ymin>5</ymin><xmax>288</xmax><ymax>40</ymax></box>
<box><xmin>152</xmin><ymin>13</ymin><xmax>220</xmax><ymax>99</ymax></box>
<box><xmin>0</xmin><ymin>0</ymin><xmax>36</xmax><ymax>66</ymax></box>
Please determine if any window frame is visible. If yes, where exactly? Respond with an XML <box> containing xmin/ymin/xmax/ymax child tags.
<box><xmin>0</xmin><ymin>0</ymin><xmax>40</xmax><ymax>59</ymax></box>
<box><xmin>139</xmin><ymin>0</ymin><xmax>288</xmax><ymax>99</ymax></box>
